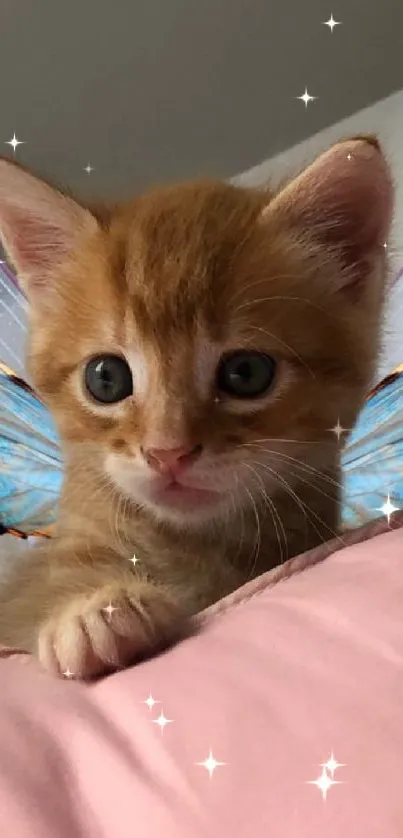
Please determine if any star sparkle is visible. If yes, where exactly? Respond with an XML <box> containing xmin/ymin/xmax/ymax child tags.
<box><xmin>63</xmin><ymin>669</ymin><xmax>74</xmax><ymax>679</ymax></box>
<box><xmin>323</xmin><ymin>14</ymin><xmax>341</xmax><ymax>32</ymax></box>
<box><xmin>143</xmin><ymin>693</ymin><xmax>159</xmax><ymax>711</ymax></box>
<box><xmin>196</xmin><ymin>750</ymin><xmax>226</xmax><ymax>778</ymax></box>
<box><xmin>328</xmin><ymin>418</ymin><xmax>348</xmax><ymax>441</ymax></box>
<box><xmin>84</xmin><ymin>163</ymin><xmax>94</xmax><ymax>174</ymax></box>
<box><xmin>377</xmin><ymin>493</ymin><xmax>399</xmax><ymax>524</ymax></box>
<box><xmin>5</xmin><ymin>133</ymin><xmax>24</xmax><ymax>153</ymax></box>
<box><xmin>130</xmin><ymin>552</ymin><xmax>139</xmax><ymax>567</ymax></box>
<box><xmin>297</xmin><ymin>88</ymin><xmax>317</xmax><ymax>108</ymax></box>
<box><xmin>152</xmin><ymin>709</ymin><xmax>173</xmax><ymax>732</ymax></box>
<box><xmin>321</xmin><ymin>753</ymin><xmax>345</xmax><ymax>777</ymax></box>
<box><xmin>103</xmin><ymin>602</ymin><xmax>118</xmax><ymax>619</ymax></box>
<box><xmin>307</xmin><ymin>766</ymin><xmax>341</xmax><ymax>800</ymax></box>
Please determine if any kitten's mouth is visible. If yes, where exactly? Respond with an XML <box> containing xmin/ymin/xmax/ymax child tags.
<box><xmin>153</xmin><ymin>477</ymin><xmax>219</xmax><ymax>507</ymax></box>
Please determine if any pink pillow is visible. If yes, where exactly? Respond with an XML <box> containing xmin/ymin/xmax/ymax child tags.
<box><xmin>0</xmin><ymin>514</ymin><xmax>402</xmax><ymax>838</ymax></box>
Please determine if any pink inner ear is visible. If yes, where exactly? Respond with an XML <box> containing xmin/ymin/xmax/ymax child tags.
<box><xmin>274</xmin><ymin>140</ymin><xmax>394</xmax><ymax>266</ymax></box>
<box><xmin>3</xmin><ymin>208</ymin><xmax>68</xmax><ymax>281</ymax></box>
<box><xmin>301</xmin><ymin>142</ymin><xmax>393</xmax><ymax>259</ymax></box>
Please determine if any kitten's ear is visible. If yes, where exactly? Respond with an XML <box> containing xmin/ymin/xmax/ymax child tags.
<box><xmin>265</xmin><ymin>137</ymin><xmax>393</xmax><ymax>289</ymax></box>
<box><xmin>0</xmin><ymin>159</ymin><xmax>98</xmax><ymax>299</ymax></box>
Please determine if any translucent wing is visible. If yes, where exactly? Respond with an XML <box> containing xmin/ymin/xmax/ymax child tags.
<box><xmin>0</xmin><ymin>261</ymin><xmax>28</xmax><ymax>377</ymax></box>
<box><xmin>341</xmin><ymin>368</ymin><xmax>403</xmax><ymax>529</ymax></box>
<box><xmin>0</xmin><ymin>362</ymin><xmax>63</xmax><ymax>536</ymax></box>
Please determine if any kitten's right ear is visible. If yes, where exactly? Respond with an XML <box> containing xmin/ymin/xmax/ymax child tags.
<box><xmin>262</xmin><ymin>137</ymin><xmax>393</xmax><ymax>296</ymax></box>
<box><xmin>0</xmin><ymin>159</ymin><xmax>98</xmax><ymax>300</ymax></box>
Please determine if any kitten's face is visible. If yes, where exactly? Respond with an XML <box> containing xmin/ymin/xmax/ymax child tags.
<box><xmin>0</xmin><ymin>140</ymin><xmax>392</xmax><ymax>530</ymax></box>
<box><xmin>27</xmin><ymin>179</ymin><xmax>387</xmax><ymax>528</ymax></box>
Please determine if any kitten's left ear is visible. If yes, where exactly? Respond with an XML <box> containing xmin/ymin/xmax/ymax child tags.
<box><xmin>0</xmin><ymin>159</ymin><xmax>98</xmax><ymax>300</ymax></box>
<box><xmin>264</xmin><ymin>137</ymin><xmax>393</xmax><ymax>289</ymax></box>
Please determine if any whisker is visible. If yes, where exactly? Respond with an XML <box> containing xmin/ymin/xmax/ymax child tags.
<box><xmin>111</xmin><ymin>491</ymin><xmax>129</xmax><ymax>557</ymax></box>
<box><xmin>259</xmin><ymin>449</ymin><xmax>344</xmax><ymax>492</ymax></box>
<box><xmin>250</xmin><ymin>459</ymin><xmax>345</xmax><ymax>547</ymax></box>
<box><xmin>279</xmin><ymin>465</ymin><xmax>345</xmax><ymax>509</ymax></box>
<box><xmin>239</xmin><ymin>442</ymin><xmax>344</xmax><ymax>491</ymax></box>
<box><xmin>239</xmin><ymin>437</ymin><xmax>332</xmax><ymax>446</ymax></box>
<box><xmin>230</xmin><ymin>473</ymin><xmax>246</xmax><ymax>565</ymax></box>
<box><xmin>231</xmin><ymin>274</ymin><xmax>299</xmax><ymax>305</ymax></box>
<box><xmin>243</xmin><ymin>462</ymin><xmax>287</xmax><ymax>563</ymax></box>
<box><xmin>247</xmin><ymin>324</ymin><xmax>316</xmax><ymax>379</ymax></box>
<box><xmin>234</xmin><ymin>294</ymin><xmax>339</xmax><ymax>322</ymax></box>
<box><xmin>250</xmin><ymin>458</ymin><xmax>316</xmax><ymax>538</ymax></box>
<box><xmin>243</xmin><ymin>485</ymin><xmax>261</xmax><ymax>583</ymax></box>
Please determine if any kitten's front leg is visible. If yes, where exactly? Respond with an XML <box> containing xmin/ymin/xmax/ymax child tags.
<box><xmin>0</xmin><ymin>543</ymin><xmax>186</xmax><ymax>679</ymax></box>
<box><xmin>38</xmin><ymin>573</ymin><xmax>186</xmax><ymax>680</ymax></box>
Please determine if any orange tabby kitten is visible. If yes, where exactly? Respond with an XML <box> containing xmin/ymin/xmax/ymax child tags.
<box><xmin>0</xmin><ymin>137</ymin><xmax>393</xmax><ymax>679</ymax></box>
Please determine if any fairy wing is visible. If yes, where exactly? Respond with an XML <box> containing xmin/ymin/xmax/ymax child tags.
<box><xmin>341</xmin><ymin>369</ymin><xmax>403</xmax><ymax>529</ymax></box>
<box><xmin>0</xmin><ymin>362</ymin><xmax>63</xmax><ymax>536</ymax></box>
<box><xmin>0</xmin><ymin>261</ymin><xmax>27</xmax><ymax>378</ymax></box>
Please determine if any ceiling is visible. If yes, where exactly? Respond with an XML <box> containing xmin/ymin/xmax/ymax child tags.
<box><xmin>1</xmin><ymin>0</ymin><xmax>403</xmax><ymax>201</ymax></box>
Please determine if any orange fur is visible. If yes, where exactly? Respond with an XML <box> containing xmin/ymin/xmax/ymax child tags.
<box><xmin>0</xmin><ymin>138</ymin><xmax>393</xmax><ymax>678</ymax></box>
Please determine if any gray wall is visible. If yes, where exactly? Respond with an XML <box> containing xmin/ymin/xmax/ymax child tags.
<box><xmin>0</xmin><ymin>0</ymin><xmax>402</xmax><ymax>201</ymax></box>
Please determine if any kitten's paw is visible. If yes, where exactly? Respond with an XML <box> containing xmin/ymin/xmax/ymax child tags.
<box><xmin>37</xmin><ymin>581</ymin><xmax>184</xmax><ymax>679</ymax></box>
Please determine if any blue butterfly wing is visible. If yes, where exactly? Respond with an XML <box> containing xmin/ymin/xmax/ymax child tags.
<box><xmin>341</xmin><ymin>372</ymin><xmax>403</xmax><ymax>529</ymax></box>
<box><xmin>0</xmin><ymin>365</ymin><xmax>63</xmax><ymax>534</ymax></box>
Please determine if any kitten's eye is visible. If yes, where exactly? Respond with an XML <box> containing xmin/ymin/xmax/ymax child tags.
<box><xmin>216</xmin><ymin>351</ymin><xmax>276</xmax><ymax>399</ymax></box>
<box><xmin>84</xmin><ymin>355</ymin><xmax>133</xmax><ymax>404</ymax></box>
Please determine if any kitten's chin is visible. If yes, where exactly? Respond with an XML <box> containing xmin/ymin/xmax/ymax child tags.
<box><xmin>142</xmin><ymin>482</ymin><xmax>229</xmax><ymax>527</ymax></box>
<box><xmin>107</xmin><ymin>467</ymin><xmax>231</xmax><ymax>527</ymax></box>
<box><xmin>105</xmin><ymin>453</ymin><xmax>238</xmax><ymax>527</ymax></box>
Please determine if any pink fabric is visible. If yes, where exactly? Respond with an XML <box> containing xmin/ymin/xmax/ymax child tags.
<box><xmin>1</xmin><ymin>514</ymin><xmax>403</xmax><ymax>837</ymax></box>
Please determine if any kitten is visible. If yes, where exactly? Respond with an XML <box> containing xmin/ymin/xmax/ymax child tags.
<box><xmin>0</xmin><ymin>137</ymin><xmax>393</xmax><ymax>679</ymax></box>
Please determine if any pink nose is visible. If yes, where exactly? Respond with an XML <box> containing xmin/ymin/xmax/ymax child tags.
<box><xmin>143</xmin><ymin>445</ymin><xmax>202</xmax><ymax>474</ymax></box>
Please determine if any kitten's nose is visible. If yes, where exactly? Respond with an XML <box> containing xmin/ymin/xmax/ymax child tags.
<box><xmin>143</xmin><ymin>444</ymin><xmax>202</xmax><ymax>474</ymax></box>
<box><xmin>143</xmin><ymin>445</ymin><xmax>202</xmax><ymax>473</ymax></box>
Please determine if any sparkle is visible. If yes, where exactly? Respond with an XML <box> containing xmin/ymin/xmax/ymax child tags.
<box><xmin>103</xmin><ymin>602</ymin><xmax>118</xmax><ymax>619</ymax></box>
<box><xmin>84</xmin><ymin>163</ymin><xmax>94</xmax><ymax>174</ymax></box>
<box><xmin>328</xmin><ymin>418</ymin><xmax>348</xmax><ymax>441</ymax></box>
<box><xmin>321</xmin><ymin>753</ymin><xmax>345</xmax><ymax>776</ymax></box>
<box><xmin>143</xmin><ymin>693</ymin><xmax>159</xmax><ymax>711</ymax></box>
<box><xmin>5</xmin><ymin>133</ymin><xmax>24</xmax><ymax>153</ymax></box>
<box><xmin>196</xmin><ymin>750</ymin><xmax>226</xmax><ymax>778</ymax></box>
<box><xmin>377</xmin><ymin>493</ymin><xmax>399</xmax><ymax>524</ymax></box>
<box><xmin>347</xmin><ymin>154</ymin><xmax>352</xmax><ymax>160</ymax></box>
<box><xmin>63</xmin><ymin>669</ymin><xmax>74</xmax><ymax>679</ymax></box>
<box><xmin>383</xmin><ymin>242</ymin><xmax>388</xmax><ymax>249</ymax></box>
<box><xmin>152</xmin><ymin>709</ymin><xmax>173</xmax><ymax>732</ymax></box>
<box><xmin>130</xmin><ymin>552</ymin><xmax>139</xmax><ymax>566</ymax></box>
<box><xmin>297</xmin><ymin>88</ymin><xmax>317</xmax><ymax>108</ymax></box>
<box><xmin>323</xmin><ymin>14</ymin><xmax>341</xmax><ymax>32</ymax></box>
<box><xmin>307</xmin><ymin>766</ymin><xmax>341</xmax><ymax>800</ymax></box>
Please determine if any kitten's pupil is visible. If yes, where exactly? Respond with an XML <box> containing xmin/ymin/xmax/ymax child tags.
<box><xmin>217</xmin><ymin>351</ymin><xmax>276</xmax><ymax>399</ymax></box>
<box><xmin>237</xmin><ymin>360</ymin><xmax>252</xmax><ymax>380</ymax></box>
<box><xmin>85</xmin><ymin>355</ymin><xmax>133</xmax><ymax>404</ymax></box>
